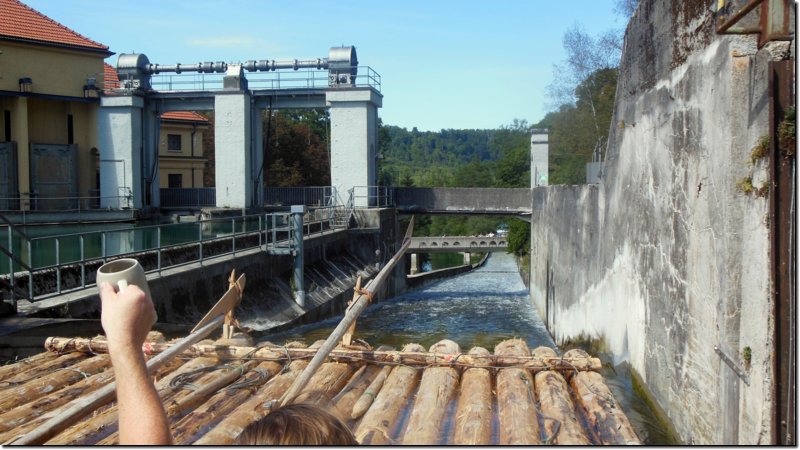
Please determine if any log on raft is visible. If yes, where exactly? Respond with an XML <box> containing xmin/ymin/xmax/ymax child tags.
<box><xmin>0</xmin><ymin>352</ymin><xmax>86</xmax><ymax>396</ymax></box>
<box><xmin>45</xmin><ymin>336</ymin><xmax>603</xmax><ymax>371</ymax></box>
<box><xmin>0</xmin><ymin>351</ymin><xmax>62</xmax><ymax>382</ymax></box>
<box><xmin>564</xmin><ymin>349</ymin><xmax>640</xmax><ymax>445</ymax></box>
<box><xmin>0</xmin><ymin>362</ymin><xmax>116</xmax><ymax>434</ymax></box>
<box><xmin>0</xmin><ymin>354</ymin><xmax>110</xmax><ymax>414</ymax></box>
<box><xmin>401</xmin><ymin>340</ymin><xmax>460</xmax><ymax>445</ymax></box>
<box><xmin>193</xmin><ymin>359</ymin><xmax>310</xmax><ymax>445</ymax></box>
<box><xmin>350</xmin><ymin>365</ymin><xmax>391</xmax><ymax>420</ymax></box>
<box><xmin>171</xmin><ymin>361</ymin><xmax>283</xmax><ymax>444</ymax></box>
<box><xmin>495</xmin><ymin>339</ymin><xmax>539</xmax><ymax>445</ymax></box>
<box><xmin>97</xmin><ymin>358</ymin><xmax>262</xmax><ymax>445</ymax></box>
<box><xmin>40</xmin><ymin>357</ymin><xmax>212</xmax><ymax>446</ymax></box>
<box><xmin>354</xmin><ymin>343</ymin><xmax>424</xmax><ymax>445</ymax></box>
<box><xmin>451</xmin><ymin>346</ymin><xmax>492</xmax><ymax>445</ymax></box>
<box><xmin>531</xmin><ymin>346</ymin><xmax>590</xmax><ymax>445</ymax></box>
<box><xmin>294</xmin><ymin>361</ymin><xmax>354</xmax><ymax>405</ymax></box>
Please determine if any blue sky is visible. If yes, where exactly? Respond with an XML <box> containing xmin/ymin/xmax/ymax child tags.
<box><xmin>24</xmin><ymin>0</ymin><xmax>627</xmax><ymax>131</ymax></box>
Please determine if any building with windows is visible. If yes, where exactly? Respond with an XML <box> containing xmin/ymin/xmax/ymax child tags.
<box><xmin>0</xmin><ymin>0</ymin><xmax>112</xmax><ymax>210</ymax></box>
<box><xmin>157</xmin><ymin>111</ymin><xmax>208</xmax><ymax>189</ymax></box>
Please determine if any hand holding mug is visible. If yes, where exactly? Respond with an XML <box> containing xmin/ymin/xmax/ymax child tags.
<box><xmin>96</xmin><ymin>259</ymin><xmax>156</xmax><ymax>351</ymax></box>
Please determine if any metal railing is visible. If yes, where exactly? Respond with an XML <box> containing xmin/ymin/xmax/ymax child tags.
<box><xmin>150</xmin><ymin>66</ymin><xmax>381</xmax><ymax>92</ymax></box>
<box><xmin>264</xmin><ymin>186</ymin><xmax>336</xmax><ymax>207</ymax></box>
<box><xmin>160</xmin><ymin>188</ymin><xmax>216</xmax><ymax>208</ymax></box>
<box><xmin>0</xmin><ymin>193</ymin><xmax>131</xmax><ymax>211</ymax></box>
<box><xmin>349</xmin><ymin>186</ymin><xmax>395</xmax><ymax>208</ymax></box>
<box><xmin>0</xmin><ymin>209</ymin><xmax>343</xmax><ymax>304</ymax></box>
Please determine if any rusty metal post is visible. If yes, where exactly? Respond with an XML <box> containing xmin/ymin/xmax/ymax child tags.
<box><xmin>767</xmin><ymin>59</ymin><xmax>795</xmax><ymax>446</ymax></box>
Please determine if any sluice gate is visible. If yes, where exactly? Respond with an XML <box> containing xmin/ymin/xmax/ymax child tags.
<box><xmin>0</xmin><ymin>336</ymin><xmax>639</xmax><ymax>445</ymax></box>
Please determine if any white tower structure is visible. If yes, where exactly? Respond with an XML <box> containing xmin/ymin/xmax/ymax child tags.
<box><xmin>530</xmin><ymin>129</ymin><xmax>549</xmax><ymax>187</ymax></box>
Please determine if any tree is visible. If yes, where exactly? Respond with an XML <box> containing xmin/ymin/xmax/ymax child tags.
<box><xmin>614</xmin><ymin>0</ymin><xmax>640</xmax><ymax>18</ymax></box>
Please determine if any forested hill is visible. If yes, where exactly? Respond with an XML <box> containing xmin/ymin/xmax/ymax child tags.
<box><xmin>380</xmin><ymin>125</ymin><xmax>494</xmax><ymax>166</ymax></box>
<box><xmin>377</xmin><ymin>120</ymin><xmax>532</xmax><ymax>188</ymax></box>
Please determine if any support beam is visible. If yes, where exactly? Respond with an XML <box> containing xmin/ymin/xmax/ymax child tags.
<box><xmin>326</xmin><ymin>88</ymin><xmax>382</xmax><ymax>207</ymax></box>
<box><xmin>98</xmin><ymin>95</ymin><xmax>144</xmax><ymax>208</ymax></box>
<box><xmin>214</xmin><ymin>67</ymin><xmax>256</xmax><ymax>208</ymax></box>
<box><xmin>410</xmin><ymin>253</ymin><xmax>419</xmax><ymax>275</ymax></box>
<box><xmin>531</xmin><ymin>129</ymin><xmax>548</xmax><ymax>187</ymax></box>
<box><xmin>291</xmin><ymin>205</ymin><xmax>306</xmax><ymax>307</ymax></box>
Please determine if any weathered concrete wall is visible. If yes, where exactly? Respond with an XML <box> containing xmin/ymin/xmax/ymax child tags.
<box><xmin>530</xmin><ymin>0</ymin><xmax>791</xmax><ymax>444</ymax></box>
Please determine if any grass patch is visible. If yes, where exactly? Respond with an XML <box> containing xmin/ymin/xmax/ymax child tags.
<box><xmin>750</xmin><ymin>135</ymin><xmax>770</xmax><ymax>165</ymax></box>
<box><xmin>778</xmin><ymin>106</ymin><xmax>796</xmax><ymax>157</ymax></box>
<box><xmin>736</xmin><ymin>176</ymin><xmax>754</xmax><ymax>194</ymax></box>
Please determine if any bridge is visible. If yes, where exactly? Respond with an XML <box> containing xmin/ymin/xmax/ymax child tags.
<box><xmin>409</xmin><ymin>236</ymin><xmax>507</xmax><ymax>253</ymax></box>
<box><xmin>394</xmin><ymin>187</ymin><xmax>532</xmax><ymax>219</ymax></box>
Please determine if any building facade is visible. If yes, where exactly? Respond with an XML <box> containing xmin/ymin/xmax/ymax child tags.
<box><xmin>0</xmin><ymin>0</ymin><xmax>112</xmax><ymax>210</ymax></box>
<box><xmin>158</xmin><ymin>111</ymin><xmax>208</xmax><ymax>189</ymax></box>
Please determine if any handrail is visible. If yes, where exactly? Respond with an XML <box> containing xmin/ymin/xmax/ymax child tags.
<box><xmin>0</xmin><ymin>209</ymin><xmax>341</xmax><ymax>304</ymax></box>
<box><xmin>150</xmin><ymin>65</ymin><xmax>381</xmax><ymax>92</ymax></box>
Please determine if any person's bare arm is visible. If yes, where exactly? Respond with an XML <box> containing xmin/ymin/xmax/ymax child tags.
<box><xmin>99</xmin><ymin>282</ymin><xmax>173</xmax><ymax>445</ymax></box>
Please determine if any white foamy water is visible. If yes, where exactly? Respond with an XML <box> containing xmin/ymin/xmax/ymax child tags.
<box><xmin>257</xmin><ymin>252</ymin><xmax>555</xmax><ymax>351</ymax></box>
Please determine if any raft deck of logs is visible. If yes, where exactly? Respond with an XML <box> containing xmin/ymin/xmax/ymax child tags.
<box><xmin>0</xmin><ymin>335</ymin><xmax>641</xmax><ymax>445</ymax></box>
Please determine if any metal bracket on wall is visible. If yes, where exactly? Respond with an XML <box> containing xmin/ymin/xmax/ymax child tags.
<box><xmin>714</xmin><ymin>345</ymin><xmax>751</xmax><ymax>386</ymax></box>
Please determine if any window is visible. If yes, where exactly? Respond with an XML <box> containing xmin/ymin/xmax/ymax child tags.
<box><xmin>168</xmin><ymin>174</ymin><xmax>183</xmax><ymax>188</ymax></box>
<box><xmin>167</xmin><ymin>134</ymin><xmax>182</xmax><ymax>151</ymax></box>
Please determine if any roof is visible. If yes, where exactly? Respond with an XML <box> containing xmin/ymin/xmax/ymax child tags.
<box><xmin>0</xmin><ymin>0</ymin><xmax>110</xmax><ymax>53</ymax></box>
<box><xmin>103</xmin><ymin>63</ymin><xmax>119</xmax><ymax>90</ymax></box>
<box><xmin>160</xmin><ymin>111</ymin><xmax>210</xmax><ymax>123</ymax></box>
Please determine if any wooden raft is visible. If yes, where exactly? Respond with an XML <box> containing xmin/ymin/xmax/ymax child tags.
<box><xmin>0</xmin><ymin>336</ymin><xmax>640</xmax><ymax>445</ymax></box>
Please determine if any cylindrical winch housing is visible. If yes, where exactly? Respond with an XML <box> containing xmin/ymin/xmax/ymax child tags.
<box><xmin>116</xmin><ymin>53</ymin><xmax>151</xmax><ymax>90</ymax></box>
<box><xmin>327</xmin><ymin>46</ymin><xmax>358</xmax><ymax>86</ymax></box>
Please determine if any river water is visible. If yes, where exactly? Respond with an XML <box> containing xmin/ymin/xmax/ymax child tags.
<box><xmin>257</xmin><ymin>252</ymin><xmax>678</xmax><ymax>445</ymax></box>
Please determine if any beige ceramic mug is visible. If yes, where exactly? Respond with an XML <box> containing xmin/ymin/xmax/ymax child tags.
<box><xmin>96</xmin><ymin>258</ymin><xmax>152</xmax><ymax>303</ymax></box>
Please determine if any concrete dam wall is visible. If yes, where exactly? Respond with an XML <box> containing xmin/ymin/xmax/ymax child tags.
<box><xmin>529</xmin><ymin>0</ymin><xmax>793</xmax><ymax>445</ymax></box>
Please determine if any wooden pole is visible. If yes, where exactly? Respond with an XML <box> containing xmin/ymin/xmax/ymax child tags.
<box><xmin>223</xmin><ymin>269</ymin><xmax>236</xmax><ymax>340</ymax></box>
<box><xmin>495</xmin><ymin>338</ymin><xmax>540</xmax><ymax>445</ymax></box>
<box><xmin>278</xmin><ymin>218</ymin><xmax>415</xmax><ymax>407</ymax></box>
<box><xmin>452</xmin><ymin>347</ymin><xmax>493</xmax><ymax>445</ymax></box>
<box><xmin>401</xmin><ymin>340</ymin><xmax>460</xmax><ymax>445</ymax></box>
<box><xmin>351</xmin><ymin>365</ymin><xmax>391</xmax><ymax>420</ymax></box>
<box><xmin>44</xmin><ymin>336</ymin><xmax>603</xmax><ymax>371</ymax></box>
<box><xmin>532</xmin><ymin>346</ymin><xmax>589</xmax><ymax>445</ymax></box>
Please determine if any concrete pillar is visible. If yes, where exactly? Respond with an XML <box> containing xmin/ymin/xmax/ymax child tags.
<box><xmin>142</xmin><ymin>103</ymin><xmax>160</xmax><ymax>207</ymax></box>
<box><xmin>531</xmin><ymin>128</ymin><xmax>548</xmax><ymax>187</ymax></box>
<box><xmin>215</xmin><ymin>65</ymin><xmax>258</xmax><ymax>209</ymax></box>
<box><xmin>410</xmin><ymin>253</ymin><xmax>419</xmax><ymax>275</ymax></box>
<box><xmin>291</xmin><ymin>205</ymin><xmax>306</xmax><ymax>307</ymax></box>
<box><xmin>98</xmin><ymin>95</ymin><xmax>144</xmax><ymax>208</ymax></box>
<box><xmin>326</xmin><ymin>88</ymin><xmax>382</xmax><ymax>207</ymax></box>
<box><xmin>10</xmin><ymin>97</ymin><xmax>29</xmax><ymax>210</ymax></box>
<box><xmin>463</xmin><ymin>252</ymin><xmax>471</xmax><ymax>265</ymax></box>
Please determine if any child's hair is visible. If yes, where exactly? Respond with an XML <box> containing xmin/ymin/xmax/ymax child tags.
<box><xmin>234</xmin><ymin>403</ymin><xmax>358</xmax><ymax>445</ymax></box>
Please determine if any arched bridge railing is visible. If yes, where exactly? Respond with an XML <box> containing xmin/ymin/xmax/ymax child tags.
<box><xmin>408</xmin><ymin>236</ymin><xmax>508</xmax><ymax>253</ymax></box>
